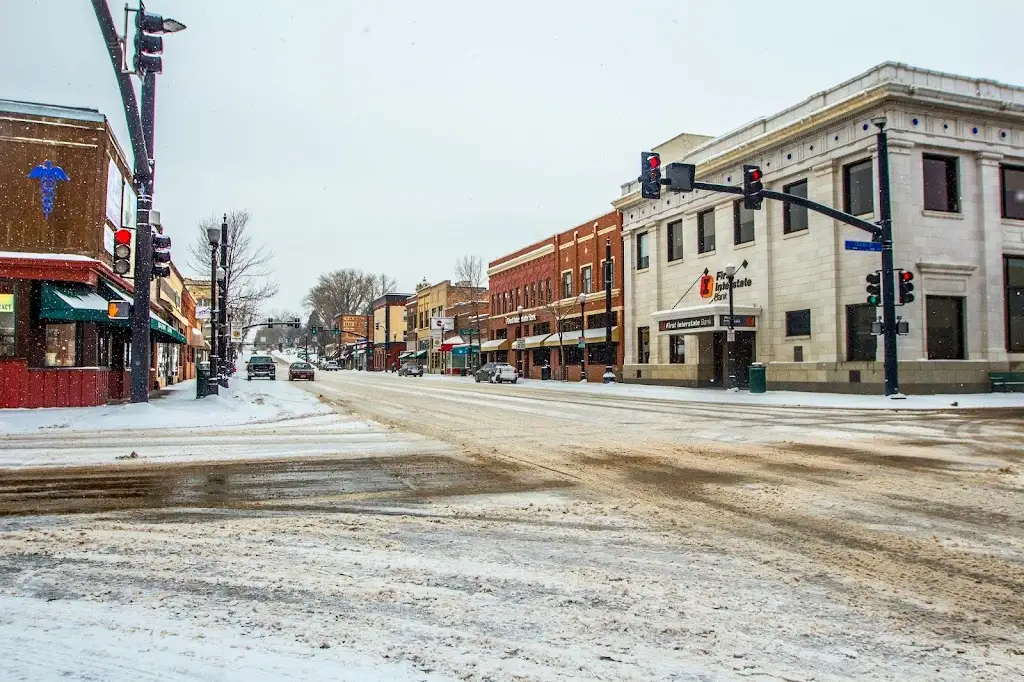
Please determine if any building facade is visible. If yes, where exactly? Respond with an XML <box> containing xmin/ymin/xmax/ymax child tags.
<box><xmin>332</xmin><ymin>313</ymin><xmax>371</xmax><ymax>369</ymax></box>
<box><xmin>371</xmin><ymin>293</ymin><xmax>411</xmax><ymax>370</ymax></box>
<box><xmin>615</xmin><ymin>62</ymin><xmax>1024</xmax><ymax>393</ymax></box>
<box><xmin>413</xmin><ymin>279</ymin><xmax>486</xmax><ymax>374</ymax></box>
<box><xmin>486</xmin><ymin>210</ymin><xmax>625</xmax><ymax>381</ymax></box>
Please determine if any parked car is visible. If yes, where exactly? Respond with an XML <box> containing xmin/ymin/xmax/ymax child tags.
<box><xmin>398</xmin><ymin>362</ymin><xmax>423</xmax><ymax>377</ymax></box>
<box><xmin>288</xmin><ymin>362</ymin><xmax>315</xmax><ymax>381</ymax></box>
<box><xmin>247</xmin><ymin>355</ymin><xmax>277</xmax><ymax>381</ymax></box>
<box><xmin>323</xmin><ymin>361</ymin><xmax>339</xmax><ymax>371</ymax></box>
<box><xmin>475</xmin><ymin>362</ymin><xmax>518</xmax><ymax>384</ymax></box>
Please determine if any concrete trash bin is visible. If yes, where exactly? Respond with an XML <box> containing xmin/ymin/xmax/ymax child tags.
<box><xmin>748</xmin><ymin>363</ymin><xmax>766</xmax><ymax>394</ymax></box>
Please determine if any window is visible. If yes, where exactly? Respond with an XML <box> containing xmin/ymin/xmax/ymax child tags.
<box><xmin>637</xmin><ymin>326</ymin><xmax>650</xmax><ymax>363</ymax></box>
<box><xmin>636</xmin><ymin>232</ymin><xmax>650</xmax><ymax>269</ymax></box>
<box><xmin>785</xmin><ymin>309</ymin><xmax>811</xmax><ymax>337</ymax></box>
<box><xmin>45</xmin><ymin>323</ymin><xmax>78</xmax><ymax>367</ymax></box>
<box><xmin>843</xmin><ymin>159</ymin><xmax>874</xmax><ymax>216</ymax></box>
<box><xmin>546</xmin><ymin>279</ymin><xmax>551</xmax><ymax>303</ymax></box>
<box><xmin>1007</xmin><ymin>256</ymin><xmax>1024</xmax><ymax>352</ymax></box>
<box><xmin>846</xmin><ymin>304</ymin><xmax>877</xmax><ymax>361</ymax></box>
<box><xmin>666</xmin><ymin>220</ymin><xmax>684</xmax><ymax>261</ymax></box>
<box><xmin>533</xmin><ymin>321</ymin><xmax>551</xmax><ymax>336</ymax></box>
<box><xmin>0</xmin><ymin>290</ymin><xmax>14</xmax><ymax>357</ymax></box>
<box><xmin>1002</xmin><ymin>165</ymin><xmax>1024</xmax><ymax>220</ymax></box>
<box><xmin>733</xmin><ymin>202</ymin><xmax>754</xmax><ymax>245</ymax></box>
<box><xmin>516</xmin><ymin>288</ymin><xmax>520</xmax><ymax>309</ymax></box>
<box><xmin>927</xmin><ymin>296</ymin><xmax>966</xmax><ymax>360</ymax></box>
<box><xmin>587</xmin><ymin>312</ymin><xmax>618</xmax><ymax>328</ymax></box>
<box><xmin>491</xmin><ymin>295</ymin><xmax>495</xmax><ymax>314</ymax></box>
<box><xmin>669</xmin><ymin>335</ymin><xmax>685</xmax><ymax>364</ymax></box>
<box><xmin>531</xmin><ymin>282</ymin><xmax>537</xmax><ymax>307</ymax></box>
<box><xmin>562</xmin><ymin>271</ymin><xmax>572</xmax><ymax>298</ymax></box>
<box><xmin>698</xmin><ymin>209</ymin><xmax>716</xmax><ymax>253</ymax></box>
<box><xmin>783</xmin><ymin>179</ymin><xmax>808</xmax><ymax>233</ymax></box>
<box><xmin>581</xmin><ymin>266</ymin><xmax>593</xmax><ymax>294</ymax></box>
<box><xmin>923</xmin><ymin>155</ymin><xmax>960</xmax><ymax>213</ymax></box>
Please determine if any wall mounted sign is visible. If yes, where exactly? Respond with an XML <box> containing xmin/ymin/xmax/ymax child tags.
<box><xmin>505</xmin><ymin>313</ymin><xmax>537</xmax><ymax>324</ymax></box>
<box><xmin>659</xmin><ymin>315</ymin><xmax>715</xmax><ymax>332</ymax></box>
<box><xmin>719</xmin><ymin>315</ymin><xmax>756</xmax><ymax>328</ymax></box>
<box><xmin>106</xmin><ymin>160</ymin><xmax>123</xmax><ymax>226</ymax></box>
<box><xmin>0</xmin><ymin>293</ymin><xmax>14</xmax><ymax>314</ymax></box>
<box><xmin>27</xmin><ymin>160</ymin><xmax>69</xmax><ymax>219</ymax></box>
<box><xmin>699</xmin><ymin>274</ymin><xmax>715</xmax><ymax>299</ymax></box>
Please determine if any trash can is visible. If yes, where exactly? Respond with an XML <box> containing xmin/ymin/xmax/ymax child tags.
<box><xmin>541</xmin><ymin>365</ymin><xmax>551</xmax><ymax>381</ymax></box>
<box><xmin>748</xmin><ymin>363</ymin><xmax>766</xmax><ymax>394</ymax></box>
<box><xmin>196</xmin><ymin>361</ymin><xmax>211</xmax><ymax>398</ymax></box>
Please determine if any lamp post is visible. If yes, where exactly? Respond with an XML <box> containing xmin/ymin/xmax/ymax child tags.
<box><xmin>577</xmin><ymin>292</ymin><xmax>587</xmax><ymax>382</ymax></box>
<box><xmin>218</xmin><ymin>215</ymin><xmax>230</xmax><ymax>387</ymax></box>
<box><xmin>516</xmin><ymin>305</ymin><xmax>524</xmax><ymax>377</ymax></box>
<box><xmin>603</xmin><ymin>238</ymin><xmax>615</xmax><ymax>383</ymax></box>
<box><xmin>724</xmin><ymin>263</ymin><xmax>737</xmax><ymax>391</ymax></box>
<box><xmin>215</xmin><ymin>264</ymin><xmax>226</xmax><ymax>386</ymax></box>
<box><xmin>206</xmin><ymin>225</ymin><xmax>221</xmax><ymax>395</ymax></box>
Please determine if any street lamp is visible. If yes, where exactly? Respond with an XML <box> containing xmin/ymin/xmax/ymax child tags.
<box><xmin>577</xmin><ymin>292</ymin><xmax>587</xmax><ymax>382</ymax></box>
<box><xmin>516</xmin><ymin>305</ymin><xmax>524</xmax><ymax>378</ymax></box>
<box><xmin>218</xmin><ymin>215</ymin><xmax>230</xmax><ymax>388</ymax></box>
<box><xmin>206</xmin><ymin>227</ymin><xmax>221</xmax><ymax>395</ymax></box>
<box><xmin>724</xmin><ymin>263</ymin><xmax>737</xmax><ymax>391</ymax></box>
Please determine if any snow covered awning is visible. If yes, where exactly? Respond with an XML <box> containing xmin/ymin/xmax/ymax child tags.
<box><xmin>439</xmin><ymin>335</ymin><xmax>465</xmax><ymax>351</ymax></box>
<box><xmin>480</xmin><ymin>339</ymin><xmax>508</xmax><ymax>352</ymax></box>
<box><xmin>651</xmin><ymin>303</ymin><xmax>761</xmax><ymax>335</ymax></box>
<box><xmin>520</xmin><ymin>333</ymin><xmax>551</xmax><ymax>349</ymax></box>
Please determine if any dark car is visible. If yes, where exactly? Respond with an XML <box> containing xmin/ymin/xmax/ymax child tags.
<box><xmin>289</xmin><ymin>362</ymin><xmax>315</xmax><ymax>381</ymax></box>
<box><xmin>398</xmin><ymin>362</ymin><xmax>423</xmax><ymax>377</ymax></box>
<box><xmin>247</xmin><ymin>355</ymin><xmax>276</xmax><ymax>381</ymax></box>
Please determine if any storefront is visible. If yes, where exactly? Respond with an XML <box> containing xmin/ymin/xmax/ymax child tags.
<box><xmin>650</xmin><ymin>304</ymin><xmax>760</xmax><ymax>387</ymax></box>
<box><xmin>479</xmin><ymin>338</ymin><xmax>508</xmax><ymax>365</ymax></box>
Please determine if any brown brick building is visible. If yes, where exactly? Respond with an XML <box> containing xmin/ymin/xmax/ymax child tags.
<box><xmin>485</xmin><ymin>210</ymin><xmax>624</xmax><ymax>381</ymax></box>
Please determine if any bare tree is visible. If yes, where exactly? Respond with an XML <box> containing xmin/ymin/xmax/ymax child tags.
<box><xmin>187</xmin><ymin>210</ymin><xmax>279</xmax><ymax>331</ymax></box>
<box><xmin>253</xmin><ymin>308</ymin><xmax>302</xmax><ymax>349</ymax></box>
<box><xmin>452</xmin><ymin>255</ymin><xmax>488</xmax><ymax>368</ymax></box>
<box><xmin>302</xmin><ymin>269</ymin><xmax>397</xmax><ymax>325</ymax></box>
<box><xmin>541</xmin><ymin>298</ymin><xmax>577</xmax><ymax>381</ymax></box>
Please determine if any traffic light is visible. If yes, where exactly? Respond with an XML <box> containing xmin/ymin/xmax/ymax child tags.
<box><xmin>898</xmin><ymin>270</ymin><xmax>915</xmax><ymax>304</ymax></box>
<box><xmin>134</xmin><ymin>10</ymin><xmax>165</xmax><ymax>74</ymax></box>
<box><xmin>640</xmin><ymin>152</ymin><xmax>662</xmax><ymax>200</ymax></box>
<box><xmin>107</xmin><ymin>300</ymin><xmax>130</xmax><ymax>320</ymax></box>
<box><xmin>292</xmin><ymin>318</ymin><xmax>301</xmax><ymax>329</ymax></box>
<box><xmin>151</xmin><ymin>234</ymin><xmax>171</xmax><ymax>279</ymax></box>
<box><xmin>665</xmin><ymin>162</ymin><xmax>695</xmax><ymax>193</ymax></box>
<box><xmin>865</xmin><ymin>271</ymin><xmax>881</xmax><ymax>306</ymax></box>
<box><xmin>311</xmin><ymin>326</ymin><xmax>318</xmax><ymax>336</ymax></box>
<box><xmin>112</xmin><ymin>228</ymin><xmax>132</xmax><ymax>276</ymax></box>
<box><xmin>267</xmin><ymin>318</ymin><xmax>275</xmax><ymax>329</ymax></box>
<box><xmin>742</xmin><ymin>165</ymin><xmax>764</xmax><ymax>210</ymax></box>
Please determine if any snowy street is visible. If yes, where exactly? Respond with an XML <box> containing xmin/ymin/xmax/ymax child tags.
<box><xmin>2</xmin><ymin>368</ymin><xmax>1023</xmax><ymax>680</ymax></box>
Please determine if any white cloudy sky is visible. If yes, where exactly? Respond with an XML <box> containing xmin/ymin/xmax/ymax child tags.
<box><xmin>1</xmin><ymin>0</ymin><xmax>1020</xmax><ymax>309</ymax></box>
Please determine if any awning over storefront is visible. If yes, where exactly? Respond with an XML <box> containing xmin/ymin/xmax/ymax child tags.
<box><xmin>650</xmin><ymin>304</ymin><xmax>761</xmax><ymax>335</ymax></box>
<box><xmin>100</xmin><ymin>279</ymin><xmax>188</xmax><ymax>344</ymax></box>
<box><xmin>398</xmin><ymin>351</ymin><xmax>414</xmax><ymax>359</ymax></box>
<box><xmin>521</xmin><ymin>333</ymin><xmax>552</xmax><ymax>349</ymax></box>
<box><xmin>413</xmin><ymin>350</ymin><xmax>427</xmax><ymax>359</ymax></box>
<box><xmin>439</xmin><ymin>335</ymin><xmax>465</xmax><ymax>352</ymax></box>
<box><xmin>542</xmin><ymin>332</ymin><xmax>580</xmax><ymax>348</ymax></box>
<box><xmin>480</xmin><ymin>339</ymin><xmax>508</xmax><ymax>352</ymax></box>
<box><xmin>190</xmin><ymin>328</ymin><xmax>209</xmax><ymax>349</ymax></box>
<box><xmin>39</xmin><ymin>282</ymin><xmax>111</xmax><ymax>323</ymax></box>
<box><xmin>150</xmin><ymin>315</ymin><xmax>187</xmax><ymax>344</ymax></box>
<box><xmin>582</xmin><ymin>326</ymin><xmax>620</xmax><ymax>344</ymax></box>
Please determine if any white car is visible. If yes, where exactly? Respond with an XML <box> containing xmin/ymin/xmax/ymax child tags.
<box><xmin>476</xmin><ymin>362</ymin><xmax>518</xmax><ymax>384</ymax></box>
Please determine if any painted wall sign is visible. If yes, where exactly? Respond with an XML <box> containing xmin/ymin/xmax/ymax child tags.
<box><xmin>505</xmin><ymin>313</ymin><xmax>537</xmax><ymax>324</ymax></box>
<box><xmin>27</xmin><ymin>160</ymin><xmax>69</xmax><ymax>219</ymax></box>
<box><xmin>659</xmin><ymin>315</ymin><xmax>715</xmax><ymax>332</ymax></box>
<box><xmin>711</xmin><ymin>271</ymin><xmax>754</xmax><ymax>303</ymax></box>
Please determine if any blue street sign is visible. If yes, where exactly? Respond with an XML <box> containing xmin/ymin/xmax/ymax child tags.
<box><xmin>845</xmin><ymin>240</ymin><xmax>882</xmax><ymax>252</ymax></box>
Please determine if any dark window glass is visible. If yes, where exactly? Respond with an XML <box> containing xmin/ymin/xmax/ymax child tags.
<box><xmin>783</xmin><ymin>180</ymin><xmax>808</xmax><ymax>233</ymax></box>
<box><xmin>698</xmin><ymin>209</ymin><xmax>716</xmax><ymax>253</ymax></box>
<box><xmin>733</xmin><ymin>202</ymin><xmax>754</xmax><ymax>244</ymax></box>
<box><xmin>666</xmin><ymin>220</ymin><xmax>684</xmax><ymax>261</ymax></box>
<box><xmin>587</xmin><ymin>312</ymin><xmax>618</xmax><ymax>328</ymax></box>
<box><xmin>636</xmin><ymin>232</ymin><xmax>650</xmax><ymax>269</ymax></box>
<box><xmin>846</xmin><ymin>304</ymin><xmax>877</xmax><ymax>361</ymax></box>
<box><xmin>843</xmin><ymin>159</ymin><xmax>874</xmax><ymax>216</ymax></box>
<box><xmin>581</xmin><ymin>266</ymin><xmax>592</xmax><ymax>294</ymax></box>
<box><xmin>1007</xmin><ymin>256</ymin><xmax>1024</xmax><ymax>352</ymax></box>
<box><xmin>923</xmin><ymin>155</ymin><xmax>960</xmax><ymax>213</ymax></box>
<box><xmin>927</xmin><ymin>296</ymin><xmax>965</xmax><ymax>360</ymax></box>
<box><xmin>546</xmin><ymin>279</ymin><xmax>551</xmax><ymax>302</ymax></box>
<box><xmin>786</xmin><ymin>309</ymin><xmax>812</xmax><ymax>337</ymax></box>
<box><xmin>533</xmin><ymin>321</ymin><xmax>551</xmax><ymax>336</ymax></box>
<box><xmin>669</xmin><ymin>335</ymin><xmax>685</xmax><ymax>363</ymax></box>
<box><xmin>1002</xmin><ymin>165</ymin><xmax>1024</xmax><ymax>220</ymax></box>
<box><xmin>637</xmin><ymin>326</ymin><xmax>650</xmax><ymax>363</ymax></box>
<box><xmin>562</xmin><ymin>271</ymin><xmax>572</xmax><ymax>298</ymax></box>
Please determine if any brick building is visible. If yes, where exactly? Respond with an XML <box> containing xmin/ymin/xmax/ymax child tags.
<box><xmin>485</xmin><ymin>211</ymin><xmax>625</xmax><ymax>381</ymax></box>
<box><xmin>371</xmin><ymin>293</ymin><xmax>411</xmax><ymax>371</ymax></box>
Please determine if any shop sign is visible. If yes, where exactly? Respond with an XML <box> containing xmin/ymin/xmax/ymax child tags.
<box><xmin>196</xmin><ymin>306</ymin><xmax>211</xmax><ymax>321</ymax></box>
<box><xmin>27</xmin><ymin>160</ymin><xmax>69</xmax><ymax>219</ymax></box>
<box><xmin>230</xmin><ymin>328</ymin><xmax>242</xmax><ymax>342</ymax></box>
<box><xmin>505</xmin><ymin>313</ymin><xmax>537</xmax><ymax>324</ymax></box>
<box><xmin>719</xmin><ymin>315</ymin><xmax>756</xmax><ymax>328</ymax></box>
<box><xmin>698</xmin><ymin>274</ymin><xmax>715</xmax><ymax>299</ymax></box>
<box><xmin>659</xmin><ymin>315</ymin><xmax>714</xmax><ymax>332</ymax></box>
<box><xmin>104</xmin><ymin>225</ymin><xmax>115</xmax><ymax>255</ymax></box>
<box><xmin>105</xmin><ymin>159</ymin><xmax>123</xmax><ymax>226</ymax></box>
<box><xmin>459</xmin><ymin>328</ymin><xmax>480</xmax><ymax>336</ymax></box>
<box><xmin>0</xmin><ymin>293</ymin><xmax>14</xmax><ymax>314</ymax></box>
<box><xmin>430</xmin><ymin>316</ymin><xmax>454</xmax><ymax>331</ymax></box>
<box><xmin>711</xmin><ymin>271</ymin><xmax>753</xmax><ymax>302</ymax></box>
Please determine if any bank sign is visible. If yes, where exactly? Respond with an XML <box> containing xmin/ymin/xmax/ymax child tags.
<box><xmin>704</xmin><ymin>270</ymin><xmax>753</xmax><ymax>303</ymax></box>
<box><xmin>659</xmin><ymin>315</ymin><xmax>714</xmax><ymax>332</ymax></box>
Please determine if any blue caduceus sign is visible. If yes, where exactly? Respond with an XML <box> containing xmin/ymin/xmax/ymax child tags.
<box><xmin>27</xmin><ymin>160</ymin><xmax>70</xmax><ymax>219</ymax></box>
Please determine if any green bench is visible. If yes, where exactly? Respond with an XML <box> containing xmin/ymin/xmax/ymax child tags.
<box><xmin>989</xmin><ymin>372</ymin><xmax>1024</xmax><ymax>393</ymax></box>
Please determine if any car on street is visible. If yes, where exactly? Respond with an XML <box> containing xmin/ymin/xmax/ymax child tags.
<box><xmin>398</xmin><ymin>362</ymin><xmax>423</xmax><ymax>377</ymax></box>
<box><xmin>288</xmin><ymin>362</ymin><xmax>315</xmax><ymax>381</ymax></box>
<box><xmin>475</xmin><ymin>362</ymin><xmax>518</xmax><ymax>384</ymax></box>
<box><xmin>247</xmin><ymin>355</ymin><xmax>277</xmax><ymax>381</ymax></box>
<box><xmin>323</xmin><ymin>361</ymin><xmax>339</xmax><ymax>371</ymax></box>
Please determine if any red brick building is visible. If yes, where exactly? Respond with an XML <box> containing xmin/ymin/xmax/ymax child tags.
<box><xmin>484</xmin><ymin>211</ymin><xmax>624</xmax><ymax>381</ymax></box>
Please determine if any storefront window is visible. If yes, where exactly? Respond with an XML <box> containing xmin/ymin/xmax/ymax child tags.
<box><xmin>1007</xmin><ymin>256</ymin><xmax>1024</xmax><ymax>352</ymax></box>
<box><xmin>637</xmin><ymin>326</ymin><xmax>650</xmax><ymax>363</ymax></box>
<box><xmin>0</xmin><ymin>291</ymin><xmax>15</xmax><ymax>357</ymax></box>
<box><xmin>845</xmin><ymin>304</ymin><xmax>877</xmax><ymax>362</ymax></box>
<box><xmin>669</xmin><ymin>335</ymin><xmax>685</xmax><ymax>363</ymax></box>
<box><xmin>45</xmin><ymin>323</ymin><xmax>78</xmax><ymax>367</ymax></box>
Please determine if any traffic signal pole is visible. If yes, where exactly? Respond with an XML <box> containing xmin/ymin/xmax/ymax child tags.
<box><xmin>875</xmin><ymin>121</ymin><xmax>900</xmax><ymax>396</ymax></box>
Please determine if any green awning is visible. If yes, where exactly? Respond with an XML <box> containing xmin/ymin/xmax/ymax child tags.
<box><xmin>150</xmin><ymin>315</ymin><xmax>187</xmax><ymax>344</ymax></box>
<box><xmin>398</xmin><ymin>351</ymin><xmax>413</xmax><ymax>359</ymax></box>
<box><xmin>413</xmin><ymin>350</ymin><xmax>427</xmax><ymax>359</ymax></box>
<box><xmin>40</xmin><ymin>282</ymin><xmax>111</xmax><ymax>323</ymax></box>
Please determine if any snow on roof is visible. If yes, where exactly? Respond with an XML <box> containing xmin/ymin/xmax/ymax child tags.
<box><xmin>0</xmin><ymin>99</ymin><xmax>105</xmax><ymax>123</ymax></box>
<box><xmin>0</xmin><ymin>251</ymin><xmax>100</xmax><ymax>263</ymax></box>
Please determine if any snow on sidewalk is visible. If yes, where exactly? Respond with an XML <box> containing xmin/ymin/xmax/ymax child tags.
<box><xmin>0</xmin><ymin>375</ymin><xmax>331</xmax><ymax>435</ymax></box>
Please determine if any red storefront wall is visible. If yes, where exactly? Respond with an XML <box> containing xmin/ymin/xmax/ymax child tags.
<box><xmin>0</xmin><ymin>359</ymin><xmax>129</xmax><ymax>409</ymax></box>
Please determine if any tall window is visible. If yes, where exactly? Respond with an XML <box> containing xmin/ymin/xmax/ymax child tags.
<box><xmin>531</xmin><ymin>282</ymin><xmax>537</xmax><ymax>307</ymax></box>
<box><xmin>546</xmin><ymin>279</ymin><xmax>551</xmax><ymax>303</ymax></box>
<box><xmin>843</xmin><ymin>159</ymin><xmax>874</xmax><ymax>216</ymax></box>
<box><xmin>516</xmin><ymin>288</ymin><xmax>520</xmax><ymax>309</ymax></box>
<box><xmin>1002</xmin><ymin>165</ymin><xmax>1024</xmax><ymax>220</ymax></box>
<box><xmin>637</xmin><ymin>326</ymin><xmax>650</xmax><ymax>363</ymax></box>
<box><xmin>783</xmin><ymin>179</ymin><xmax>809</xmax><ymax>233</ymax></box>
<box><xmin>636</xmin><ymin>231</ymin><xmax>650</xmax><ymax>269</ymax></box>
<box><xmin>846</xmin><ymin>304</ymin><xmax>877</xmax><ymax>361</ymax></box>
<box><xmin>669</xmin><ymin>335</ymin><xmax>685</xmax><ymax>364</ymax></box>
<box><xmin>927</xmin><ymin>296</ymin><xmax>966</xmax><ymax>360</ymax></box>
<box><xmin>923</xmin><ymin>155</ymin><xmax>960</xmax><ymax>213</ymax></box>
<box><xmin>666</xmin><ymin>220</ymin><xmax>684</xmax><ymax>262</ymax></box>
<box><xmin>0</xmin><ymin>290</ymin><xmax>14</xmax><ymax>357</ymax></box>
<box><xmin>1007</xmin><ymin>256</ymin><xmax>1024</xmax><ymax>352</ymax></box>
<box><xmin>562</xmin><ymin>271</ymin><xmax>572</xmax><ymax>298</ymax></box>
<box><xmin>733</xmin><ymin>202</ymin><xmax>754</xmax><ymax>245</ymax></box>
<box><xmin>45</xmin><ymin>323</ymin><xmax>78</xmax><ymax>367</ymax></box>
<box><xmin>698</xmin><ymin>209</ymin><xmax>716</xmax><ymax>253</ymax></box>
<box><xmin>581</xmin><ymin>266</ymin><xmax>593</xmax><ymax>294</ymax></box>
<box><xmin>785</xmin><ymin>309</ymin><xmax>811</xmax><ymax>337</ymax></box>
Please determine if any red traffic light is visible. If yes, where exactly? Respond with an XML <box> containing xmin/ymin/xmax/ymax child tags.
<box><xmin>648</xmin><ymin>156</ymin><xmax>660</xmax><ymax>169</ymax></box>
<box><xmin>114</xmin><ymin>229</ymin><xmax>132</xmax><ymax>245</ymax></box>
<box><xmin>901</xmin><ymin>271</ymin><xmax>914</xmax><ymax>282</ymax></box>
<box><xmin>749</xmin><ymin>168</ymin><xmax>762</xmax><ymax>182</ymax></box>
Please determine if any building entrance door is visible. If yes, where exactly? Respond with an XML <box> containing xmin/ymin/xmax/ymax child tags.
<box><xmin>711</xmin><ymin>332</ymin><xmax>725</xmax><ymax>386</ymax></box>
<box><xmin>710</xmin><ymin>331</ymin><xmax>757</xmax><ymax>388</ymax></box>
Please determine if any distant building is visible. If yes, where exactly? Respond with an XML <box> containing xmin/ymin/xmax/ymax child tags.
<box><xmin>371</xmin><ymin>293</ymin><xmax>412</xmax><ymax>370</ymax></box>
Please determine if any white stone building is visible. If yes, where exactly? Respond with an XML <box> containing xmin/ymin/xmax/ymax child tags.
<box><xmin>614</xmin><ymin>62</ymin><xmax>1024</xmax><ymax>393</ymax></box>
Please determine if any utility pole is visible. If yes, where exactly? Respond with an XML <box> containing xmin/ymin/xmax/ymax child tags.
<box><xmin>603</xmin><ymin>238</ymin><xmax>615</xmax><ymax>383</ymax></box>
<box><xmin>725</xmin><ymin>264</ymin><xmax>737</xmax><ymax>391</ymax></box>
<box><xmin>874</xmin><ymin>117</ymin><xmax>900</xmax><ymax>396</ymax></box>
<box><xmin>218</xmin><ymin>215</ymin><xmax>230</xmax><ymax>387</ymax></box>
